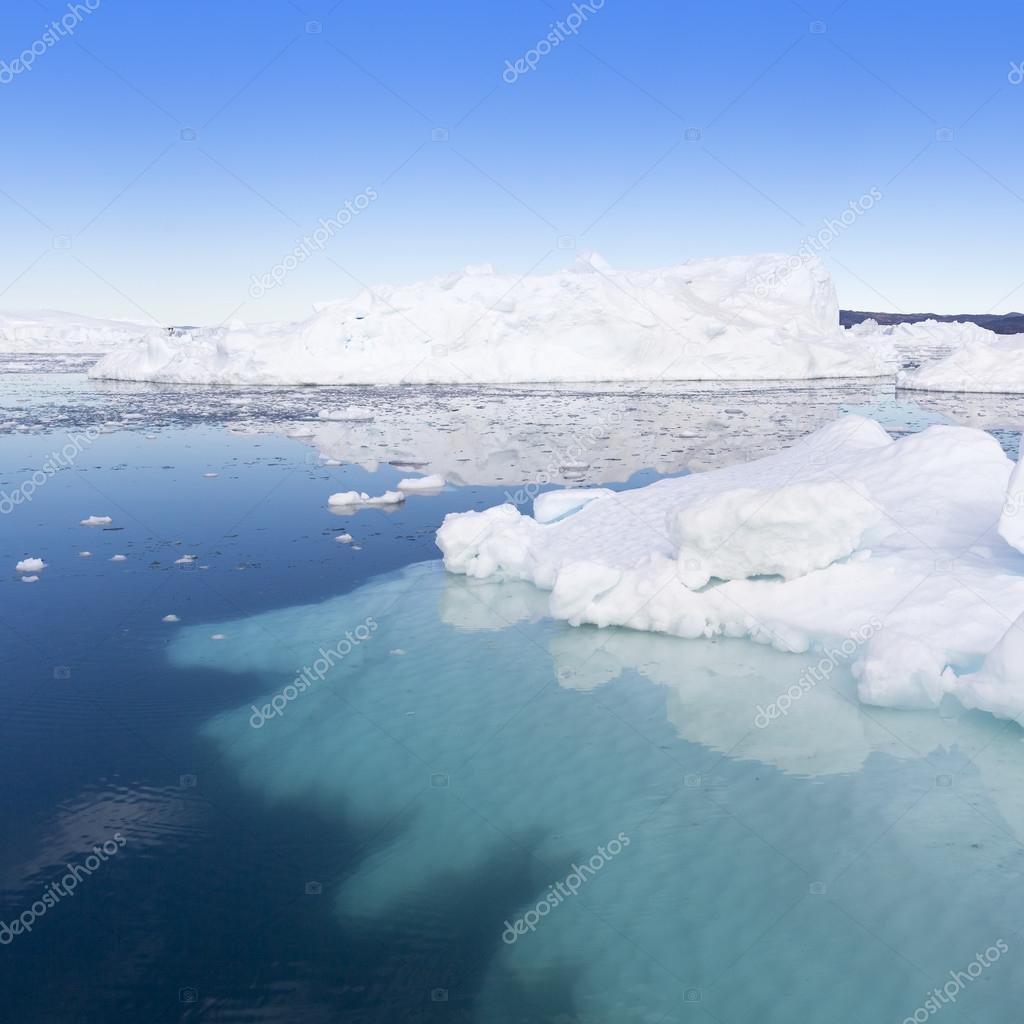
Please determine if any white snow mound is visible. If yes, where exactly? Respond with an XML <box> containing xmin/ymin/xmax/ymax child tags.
<box><xmin>88</xmin><ymin>254</ymin><xmax>888</xmax><ymax>385</ymax></box>
<box><xmin>437</xmin><ymin>415</ymin><xmax>1024</xmax><ymax>719</ymax></box>
<box><xmin>669</xmin><ymin>480</ymin><xmax>880</xmax><ymax>588</ymax></box>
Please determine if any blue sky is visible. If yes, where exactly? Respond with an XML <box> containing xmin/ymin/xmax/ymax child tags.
<box><xmin>1</xmin><ymin>0</ymin><xmax>1022</xmax><ymax>324</ymax></box>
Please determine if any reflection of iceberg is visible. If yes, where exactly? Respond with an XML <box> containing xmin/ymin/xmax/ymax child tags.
<box><xmin>277</xmin><ymin>379</ymin><xmax>902</xmax><ymax>486</ymax></box>
<box><xmin>177</xmin><ymin>563</ymin><xmax>1024</xmax><ymax>1023</ymax></box>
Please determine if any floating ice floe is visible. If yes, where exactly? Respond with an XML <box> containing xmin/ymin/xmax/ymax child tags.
<box><xmin>162</xmin><ymin>614</ymin><xmax>180</xmax><ymax>623</ymax></box>
<box><xmin>110</xmin><ymin>554</ymin><xmax>127</xmax><ymax>562</ymax></box>
<box><xmin>327</xmin><ymin>490</ymin><xmax>405</xmax><ymax>508</ymax></box>
<box><xmin>88</xmin><ymin>254</ymin><xmax>891</xmax><ymax>385</ymax></box>
<box><xmin>15</xmin><ymin>557</ymin><xmax>46</xmax><ymax>572</ymax></box>
<box><xmin>79</xmin><ymin>551</ymin><xmax>91</xmax><ymax>557</ymax></box>
<box><xmin>335</xmin><ymin>533</ymin><xmax>354</xmax><ymax>544</ymax></box>
<box><xmin>396</xmin><ymin>473</ymin><xmax>446</xmax><ymax>493</ymax></box>
<box><xmin>20</xmin><ymin>575</ymin><xmax>39</xmax><ymax>583</ymax></box>
<box><xmin>437</xmin><ymin>415</ymin><xmax>1024</xmax><ymax>719</ymax></box>
<box><xmin>80</xmin><ymin>515</ymin><xmax>112</xmax><ymax>526</ymax></box>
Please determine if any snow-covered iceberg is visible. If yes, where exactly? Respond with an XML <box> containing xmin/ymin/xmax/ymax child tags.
<box><xmin>0</xmin><ymin>310</ymin><xmax>163</xmax><ymax>353</ymax></box>
<box><xmin>88</xmin><ymin>254</ymin><xmax>891</xmax><ymax>385</ymax></box>
<box><xmin>437</xmin><ymin>415</ymin><xmax>1024</xmax><ymax>719</ymax></box>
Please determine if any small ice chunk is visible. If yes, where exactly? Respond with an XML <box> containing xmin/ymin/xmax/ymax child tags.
<box><xmin>390</xmin><ymin>649</ymin><xmax>407</xmax><ymax>656</ymax></box>
<box><xmin>16</xmin><ymin>558</ymin><xmax>46</xmax><ymax>572</ymax></box>
<box><xmin>669</xmin><ymin>480</ymin><xmax>880</xmax><ymax>588</ymax></box>
<box><xmin>110</xmin><ymin>554</ymin><xmax>127</xmax><ymax>561</ymax></box>
<box><xmin>81</xmin><ymin>515</ymin><xmax>112</xmax><ymax>526</ymax></box>
<box><xmin>328</xmin><ymin>490</ymin><xmax>405</xmax><ymax>508</ymax></box>
<box><xmin>79</xmin><ymin>551</ymin><xmax>92</xmax><ymax>558</ymax></box>
<box><xmin>175</xmin><ymin>555</ymin><xmax>198</xmax><ymax>564</ymax></box>
<box><xmin>21</xmin><ymin>575</ymin><xmax>39</xmax><ymax>583</ymax></box>
<box><xmin>211</xmin><ymin>633</ymin><xmax>226</xmax><ymax>640</ymax></box>
<box><xmin>397</xmin><ymin>474</ymin><xmax>446</xmax><ymax>493</ymax></box>
<box><xmin>163</xmin><ymin>614</ymin><xmax>180</xmax><ymax>622</ymax></box>
<box><xmin>203</xmin><ymin>472</ymin><xmax>218</xmax><ymax>478</ymax></box>
<box><xmin>335</xmin><ymin>533</ymin><xmax>354</xmax><ymax>543</ymax></box>
<box><xmin>534</xmin><ymin>488</ymin><xmax>613</xmax><ymax>524</ymax></box>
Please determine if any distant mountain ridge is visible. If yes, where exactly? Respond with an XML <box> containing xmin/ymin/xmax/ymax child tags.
<box><xmin>841</xmin><ymin>310</ymin><xmax>1024</xmax><ymax>334</ymax></box>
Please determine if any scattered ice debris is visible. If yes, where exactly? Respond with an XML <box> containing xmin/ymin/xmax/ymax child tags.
<box><xmin>335</xmin><ymin>533</ymin><xmax>354</xmax><ymax>544</ymax></box>
<box><xmin>20</xmin><ymin>575</ymin><xmax>39</xmax><ymax>583</ymax></box>
<box><xmin>16</xmin><ymin>557</ymin><xmax>46</xmax><ymax>572</ymax></box>
<box><xmin>175</xmin><ymin>555</ymin><xmax>198</xmax><ymax>564</ymax></box>
<box><xmin>317</xmin><ymin>405</ymin><xmax>375</xmax><ymax>422</ymax></box>
<box><xmin>437</xmin><ymin>414</ymin><xmax>1024</xmax><ymax>720</ymax></box>
<box><xmin>327</xmin><ymin>490</ymin><xmax>405</xmax><ymax>508</ymax></box>
<box><xmin>88</xmin><ymin>254</ymin><xmax>890</xmax><ymax>385</ymax></box>
<box><xmin>162</xmin><ymin>614</ymin><xmax>180</xmax><ymax>623</ymax></box>
<box><xmin>80</xmin><ymin>515</ymin><xmax>112</xmax><ymax>526</ymax></box>
<box><xmin>396</xmin><ymin>474</ymin><xmax>446</xmax><ymax>493</ymax></box>
<box><xmin>533</xmin><ymin>488</ymin><xmax>614</xmax><ymax>524</ymax></box>
<box><xmin>110</xmin><ymin>554</ymin><xmax>127</xmax><ymax>562</ymax></box>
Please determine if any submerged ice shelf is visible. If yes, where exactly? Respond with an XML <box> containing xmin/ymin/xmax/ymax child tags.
<box><xmin>173</xmin><ymin>563</ymin><xmax>1024</xmax><ymax>1023</ymax></box>
<box><xmin>438</xmin><ymin>415</ymin><xmax>1024</xmax><ymax>721</ymax></box>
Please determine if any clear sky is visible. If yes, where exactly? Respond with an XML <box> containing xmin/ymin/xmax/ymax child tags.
<box><xmin>1</xmin><ymin>0</ymin><xmax>1022</xmax><ymax>325</ymax></box>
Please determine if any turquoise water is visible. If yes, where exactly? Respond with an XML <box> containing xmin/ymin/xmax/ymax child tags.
<box><xmin>3</xmin><ymin>360</ymin><xmax>1024</xmax><ymax>1021</ymax></box>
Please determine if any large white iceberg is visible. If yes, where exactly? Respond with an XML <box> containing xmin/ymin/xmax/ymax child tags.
<box><xmin>88</xmin><ymin>253</ymin><xmax>891</xmax><ymax>385</ymax></box>
<box><xmin>437</xmin><ymin>415</ymin><xmax>1024</xmax><ymax>719</ymax></box>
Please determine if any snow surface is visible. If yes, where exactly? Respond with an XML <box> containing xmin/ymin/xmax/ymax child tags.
<box><xmin>437</xmin><ymin>415</ymin><xmax>1024</xmax><ymax>719</ymax></box>
<box><xmin>0</xmin><ymin>310</ymin><xmax>162</xmax><ymax>353</ymax></box>
<box><xmin>88</xmin><ymin>254</ymin><xmax>890</xmax><ymax>385</ymax></box>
